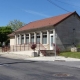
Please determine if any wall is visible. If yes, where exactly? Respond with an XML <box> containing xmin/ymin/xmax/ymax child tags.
<box><xmin>55</xmin><ymin>14</ymin><xmax>80</xmax><ymax>51</ymax></box>
<box><xmin>10</xmin><ymin>38</ymin><xmax>15</xmax><ymax>45</ymax></box>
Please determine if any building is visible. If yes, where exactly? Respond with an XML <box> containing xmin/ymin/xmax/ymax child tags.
<box><xmin>9</xmin><ymin>11</ymin><xmax>80</xmax><ymax>56</ymax></box>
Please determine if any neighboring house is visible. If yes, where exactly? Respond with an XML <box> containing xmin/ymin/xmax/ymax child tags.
<box><xmin>9</xmin><ymin>11</ymin><xmax>80</xmax><ymax>53</ymax></box>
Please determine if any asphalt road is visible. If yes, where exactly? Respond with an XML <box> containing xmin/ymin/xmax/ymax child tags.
<box><xmin>0</xmin><ymin>57</ymin><xmax>80</xmax><ymax>80</ymax></box>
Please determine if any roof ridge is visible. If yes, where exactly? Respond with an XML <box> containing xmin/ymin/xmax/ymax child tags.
<box><xmin>29</xmin><ymin>12</ymin><xmax>74</xmax><ymax>23</ymax></box>
<box><xmin>15</xmin><ymin>11</ymin><xmax>76</xmax><ymax>33</ymax></box>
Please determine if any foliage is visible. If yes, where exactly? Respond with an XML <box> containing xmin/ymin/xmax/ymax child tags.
<box><xmin>7</xmin><ymin>19</ymin><xmax>26</xmax><ymax>31</ymax></box>
<box><xmin>56</xmin><ymin>46</ymin><xmax>60</xmax><ymax>55</ymax></box>
<box><xmin>0</xmin><ymin>26</ymin><xmax>12</xmax><ymax>46</ymax></box>
<box><xmin>53</xmin><ymin>43</ymin><xmax>60</xmax><ymax>55</ymax></box>
<box><xmin>31</xmin><ymin>44</ymin><xmax>37</xmax><ymax>52</ymax></box>
<box><xmin>59</xmin><ymin>52</ymin><xmax>80</xmax><ymax>59</ymax></box>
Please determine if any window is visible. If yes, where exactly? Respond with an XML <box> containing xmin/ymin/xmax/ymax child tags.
<box><xmin>26</xmin><ymin>34</ymin><xmax>29</xmax><ymax>44</ymax></box>
<box><xmin>31</xmin><ymin>33</ymin><xmax>34</xmax><ymax>43</ymax></box>
<box><xmin>36</xmin><ymin>33</ymin><xmax>40</xmax><ymax>44</ymax></box>
<box><xmin>21</xmin><ymin>35</ymin><xmax>24</xmax><ymax>44</ymax></box>
<box><xmin>42</xmin><ymin>32</ymin><xmax>47</xmax><ymax>44</ymax></box>
<box><xmin>17</xmin><ymin>35</ymin><xmax>19</xmax><ymax>45</ymax></box>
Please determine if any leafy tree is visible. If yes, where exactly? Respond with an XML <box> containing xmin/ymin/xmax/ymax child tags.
<box><xmin>0</xmin><ymin>26</ymin><xmax>12</xmax><ymax>46</ymax></box>
<box><xmin>7</xmin><ymin>20</ymin><xmax>26</xmax><ymax>31</ymax></box>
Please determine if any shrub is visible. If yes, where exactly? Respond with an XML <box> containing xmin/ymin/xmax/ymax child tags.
<box><xmin>56</xmin><ymin>47</ymin><xmax>60</xmax><ymax>55</ymax></box>
<box><xmin>53</xmin><ymin>43</ymin><xmax>60</xmax><ymax>55</ymax></box>
<box><xmin>31</xmin><ymin>44</ymin><xmax>37</xmax><ymax>52</ymax></box>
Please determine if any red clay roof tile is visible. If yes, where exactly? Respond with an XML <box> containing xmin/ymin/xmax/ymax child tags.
<box><xmin>8</xmin><ymin>32</ymin><xmax>15</xmax><ymax>37</ymax></box>
<box><xmin>15</xmin><ymin>12</ymin><xmax>76</xmax><ymax>33</ymax></box>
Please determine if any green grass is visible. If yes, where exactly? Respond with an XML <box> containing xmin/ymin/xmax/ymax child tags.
<box><xmin>59</xmin><ymin>52</ymin><xmax>80</xmax><ymax>59</ymax></box>
<box><xmin>76</xmin><ymin>44</ymin><xmax>80</xmax><ymax>48</ymax></box>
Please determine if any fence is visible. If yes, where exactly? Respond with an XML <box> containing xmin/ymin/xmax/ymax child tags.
<box><xmin>1</xmin><ymin>42</ymin><xmax>46</xmax><ymax>52</ymax></box>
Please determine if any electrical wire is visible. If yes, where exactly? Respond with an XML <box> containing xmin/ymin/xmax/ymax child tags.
<box><xmin>56</xmin><ymin>0</ymin><xmax>80</xmax><ymax>8</ymax></box>
<box><xmin>47</xmin><ymin>0</ymin><xmax>70</xmax><ymax>12</ymax></box>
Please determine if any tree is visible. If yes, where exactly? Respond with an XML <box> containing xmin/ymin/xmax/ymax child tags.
<box><xmin>7</xmin><ymin>20</ymin><xmax>26</xmax><ymax>31</ymax></box>
<box><xmin>0</xmin><ymin>26</ymin><xmax>12</xmax><ymax>46</ymax></box>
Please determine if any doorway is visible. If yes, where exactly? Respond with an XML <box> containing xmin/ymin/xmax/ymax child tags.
<box><xmin>50</xmin><ymin>34</ymin><xmax>54</xmax><ymax>50</ymax></box>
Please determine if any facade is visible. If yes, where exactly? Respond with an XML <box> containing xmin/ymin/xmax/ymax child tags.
<box><xmin>9</xmin><ymin>11</ymin><xmax>80</xmax><ymax>52</ymax></box>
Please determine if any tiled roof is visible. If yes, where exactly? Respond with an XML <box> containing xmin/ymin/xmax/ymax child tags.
<box><xmin>8</xmin><ymin>32</ymin><xmax>15</xmax><ymax>37</ymax></box>
<box><xmin>15</xmin><ymin>11</ymin><xmax>76</xmax><ymax>32</ymax></box>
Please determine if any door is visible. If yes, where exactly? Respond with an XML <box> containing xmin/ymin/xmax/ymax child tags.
<box><xmin>50</xmin><ymin>34</ymin><xmax>53</xmax><ymax>50</ymax></box>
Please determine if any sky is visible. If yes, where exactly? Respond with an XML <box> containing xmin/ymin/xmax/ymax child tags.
<box><xmin>0</xmin><ymin>0</ymin><xmax>80</xmax><ymax>26</ymax></box>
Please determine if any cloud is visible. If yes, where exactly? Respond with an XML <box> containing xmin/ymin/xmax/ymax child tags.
<box><xmin>24</xmin><ymin>9</ymin><xmax>49</xmax><ymax>17</ymax></box>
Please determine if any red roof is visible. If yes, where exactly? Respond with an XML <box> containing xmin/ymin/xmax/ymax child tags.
<box><xmin>15</xmin><ymin>11</ymin><xmax>76</xmax><ymax>32</ymax></box>
<box><xmin>8</xmin><ymin>32</ymin><xmax>15</xmax><ymax>37</ymax></box>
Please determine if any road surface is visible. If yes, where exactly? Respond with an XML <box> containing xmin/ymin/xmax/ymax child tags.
<box><xmin>0</xmin><ymin>57</ymin><xmax>80</xmax><ymax>80</ymax></box>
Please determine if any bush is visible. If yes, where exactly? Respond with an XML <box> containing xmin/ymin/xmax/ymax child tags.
<box><xmin>53</xmin><ymin>43</ymin><xmax>60</xmax><ymax>55</ymax></box>
<box><xmin>56</xmin><ymin>47</ymin><xmax>60</xmax><ymax>55</ymax></box>
<box><xmin>31</xmin><ymin>44</ymin><xmax>37</xmax><ymax>52</ymax></box>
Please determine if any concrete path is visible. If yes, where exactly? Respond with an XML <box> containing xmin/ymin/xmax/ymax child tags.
<box><xmin>0</xmin><ymin>52</ymin><xmax>80</xmax><ymax>62</ymax></box>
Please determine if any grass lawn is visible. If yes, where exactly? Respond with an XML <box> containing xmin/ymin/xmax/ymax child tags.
<box><xmin>59</xmin><ymin>52</ymin><xmax>80</xmax><ymax>59</ymax></box>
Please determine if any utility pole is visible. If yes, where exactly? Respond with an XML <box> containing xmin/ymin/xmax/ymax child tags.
<box><xmin>54</xmin><ymin>30</ymin><xmax>56</xmax><ymax>58</ymax></box>
<box><xmin>53</xmin><ymin>29</ymin><xmax>56</xmax><ymax>59</ymax></box>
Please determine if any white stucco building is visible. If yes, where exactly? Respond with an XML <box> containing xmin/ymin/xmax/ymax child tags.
<box><xmin>8</xmin><ymin>11</ymin><xmax>80</xmax><ymax>56</ymax></box>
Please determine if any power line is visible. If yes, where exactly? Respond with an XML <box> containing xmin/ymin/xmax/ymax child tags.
<box><xmin>47</xmin><ymin>0</ymin><xmax>70</xmax><ymax>12</ymax></box>
<box><xmin>56</xmin><ymin>0</ymin><xmax>80</xmax><ymax>8</ymax></box>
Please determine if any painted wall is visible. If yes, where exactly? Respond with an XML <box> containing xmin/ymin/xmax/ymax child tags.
<box><xmin>10</xmin><ymin>38</ymin><xmax>15</xmax><ymax>45</ymax></box>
